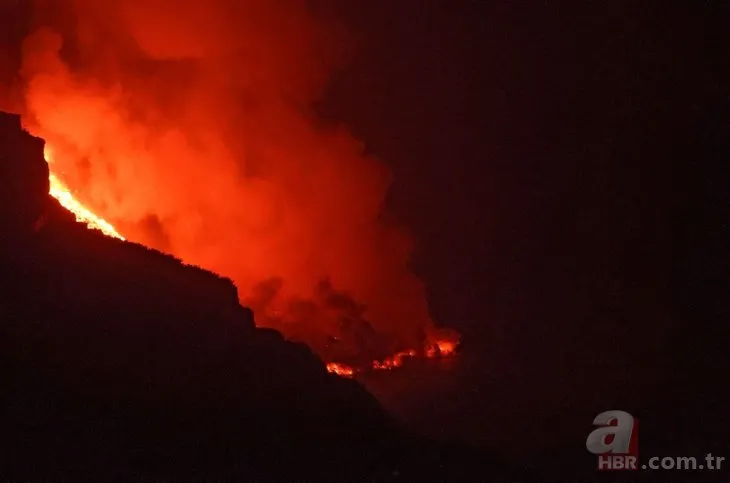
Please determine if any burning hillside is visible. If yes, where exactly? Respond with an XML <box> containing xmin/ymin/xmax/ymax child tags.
<box><xmin>0</xmin><ymin>110</ymin><xmax>418</xmax><ymax>479</ymax></box>
<box><xmin>17</xmin><ymin>0</ymin><xmax>459</xmax><ymax>371</ymax></box>
<box><xmin>45</xmin><ymin>141</ymin><xmax>456</xmax><ymax>375</ymax></box>
<box><xmin>45</xmin><ymin>146</ymin><xmax>125</xmax><ymax>240</ymax></box>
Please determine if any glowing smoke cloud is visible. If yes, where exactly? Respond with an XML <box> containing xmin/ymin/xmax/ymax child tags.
<box><xmin>17</xmin><ymin>0</ymin><xmax>459</xmax><ymax>365</ymax></box>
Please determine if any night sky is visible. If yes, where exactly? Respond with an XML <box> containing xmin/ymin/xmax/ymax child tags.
<box><xmin>324</xmin><ymin>0</ymin><xmax>723</xmax><ymax>347</ymax></box>
<box><xmin>321</xmin><ymin>0</ymin><xmax>727</xmax><ymax>461</ymax></box>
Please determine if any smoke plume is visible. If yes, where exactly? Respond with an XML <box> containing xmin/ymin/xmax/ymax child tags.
<box><xmin>12</xmin><ymin>0</ymin><xmax>457</xmax><ymax>364</ymax></box>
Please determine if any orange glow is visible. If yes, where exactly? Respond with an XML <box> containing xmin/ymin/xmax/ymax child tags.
<box><xmin>326</xmin><ymin>362</ymin><xmax>355</xmax><ymax>378</ymax></box>
<box><xmin>372</xmin><ymin>349</ymin><xmax>416</xmax><ymax>371</ymax></box>
<box><xmin>431</xmin><ymin>339</ymin><xmax>457</xmax><ymax>357</ymax></box>
<box><xmin>45</xmin><ymin>147</ymin><xmax>125</xmax><ymax>241</ymax></box>
<box><xmin>326</xmin><ymin>340</ymin><xmax>458</xmax><ymax>378</ymax></box>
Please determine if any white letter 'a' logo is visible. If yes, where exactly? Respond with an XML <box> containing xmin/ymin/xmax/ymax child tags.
<box><xmin>586</xmin><ymin>410</ymin><xmax>635</xmax><ymax>454</ymax></box>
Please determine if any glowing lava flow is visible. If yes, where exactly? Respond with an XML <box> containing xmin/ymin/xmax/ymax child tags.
<box><xmin>44</xmin><ymin>147</ymin><xmax>125</xmax><ymax>240</ymax></box>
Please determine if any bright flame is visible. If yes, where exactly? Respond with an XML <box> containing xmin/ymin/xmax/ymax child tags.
<box><xmin>325</xmin><ymin>362</ymin><xmax>355</xmax><ymax>378</ymax></box>
<box><xmin>426</xmin><ymin>339</ymin><xmax>457</xmax><ymax>358</ymax></box>
<box><xmin>325</xmin><ymin>340</ymin><xmax>458</xmax><ymax>377</ymax></box>
<box><xmin>372</xmin><ymin>349</ymin><xmax>417</xmax><ymax>371</ymax></box>
<box><xmin>44</xmin><ymin>147</ymin><xmax>125</xmax><ymax>240</ymax></box>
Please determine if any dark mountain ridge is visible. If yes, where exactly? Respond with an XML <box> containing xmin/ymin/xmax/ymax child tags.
<box><xmin>0</xmin><ymin>111</ymin><xmax>500</xmax><ymax>480</ymax></box>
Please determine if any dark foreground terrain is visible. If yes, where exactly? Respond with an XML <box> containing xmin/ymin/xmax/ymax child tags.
<box><xmin>0</xmin><ymin>112</ymin><xmax>505</xmax><ymax>480</ymax></box>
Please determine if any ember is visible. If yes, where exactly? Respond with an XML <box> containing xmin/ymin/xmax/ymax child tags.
<box><xmin>372</xmin><ymin>349</ymin><xmax>417</xmax><ymax>371</ymax></box>
<box><xmin>325</xmin><ymin>341</ymin><xmax>458</xmax><ymax>378</ymax></box>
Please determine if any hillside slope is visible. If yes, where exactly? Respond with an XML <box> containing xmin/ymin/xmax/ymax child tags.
<box><xmin>0</xmin><ymin>111</ymin><xmax>484</xmax><ymax>479</ymax></box>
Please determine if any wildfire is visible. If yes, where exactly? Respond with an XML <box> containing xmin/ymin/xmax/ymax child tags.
<box><xmin>325</xmin><ymin>362</ymin><xmax>355</xmax><ymax>378</ymax></box>
<box><xmin>373</xmin><ymin>349</ymin><xmax>417</xmax><ymax>371</ymax></box>
<box><xmin>325</xmin><ymin>341</ymin><xmax>458</xmax><ymax>378</ymax></box>
<box><xmin>426</xmin><ymin>339</ymin><xmax>457</xmax><ymax>358</ymax></box>
<box><xmin>44</xmin><ymin>147</ymin><xmax>125</xmax><ymax>240</ymax></box>
<box><xmin>41</xmin><ymin>144</ymin><xmax>458</xmax><ymax>379</ymax></box>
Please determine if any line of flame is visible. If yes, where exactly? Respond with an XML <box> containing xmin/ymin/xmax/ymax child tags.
<box><xmin>326</xmin><ymin>339</ymin><xmax>458</xmax><ymax>378</ymax></box>
<box><xmin>44</xmin><ymin>148</ymin><xmax>125</xmax><ymax>240</ymax></box>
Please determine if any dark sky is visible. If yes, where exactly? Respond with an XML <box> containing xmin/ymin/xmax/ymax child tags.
<box><xmin>319</xmin><ymin>0</ymin><xmax>727</xmax><ymax>459</ymax></box>
<box><xmin>320</xmin><ymin>0</ymin><xmax>725</xmax><ymax>358</ymax></box>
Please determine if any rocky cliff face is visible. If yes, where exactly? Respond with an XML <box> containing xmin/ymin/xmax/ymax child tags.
<box><xmin>0</xmin><ymin>113</ymin><xmax>48</xmax><ymax>233</ymax></box>
<box><xmin>0</xmin><ymin>111</ymin><xmax>412</xmax><ymax>479</ymax></box>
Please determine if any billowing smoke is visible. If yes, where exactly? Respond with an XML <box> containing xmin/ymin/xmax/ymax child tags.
<box><xmin>13</xmin><ymin>0</ymin><xmax>458</xmax><ymax>364</ymax></box>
